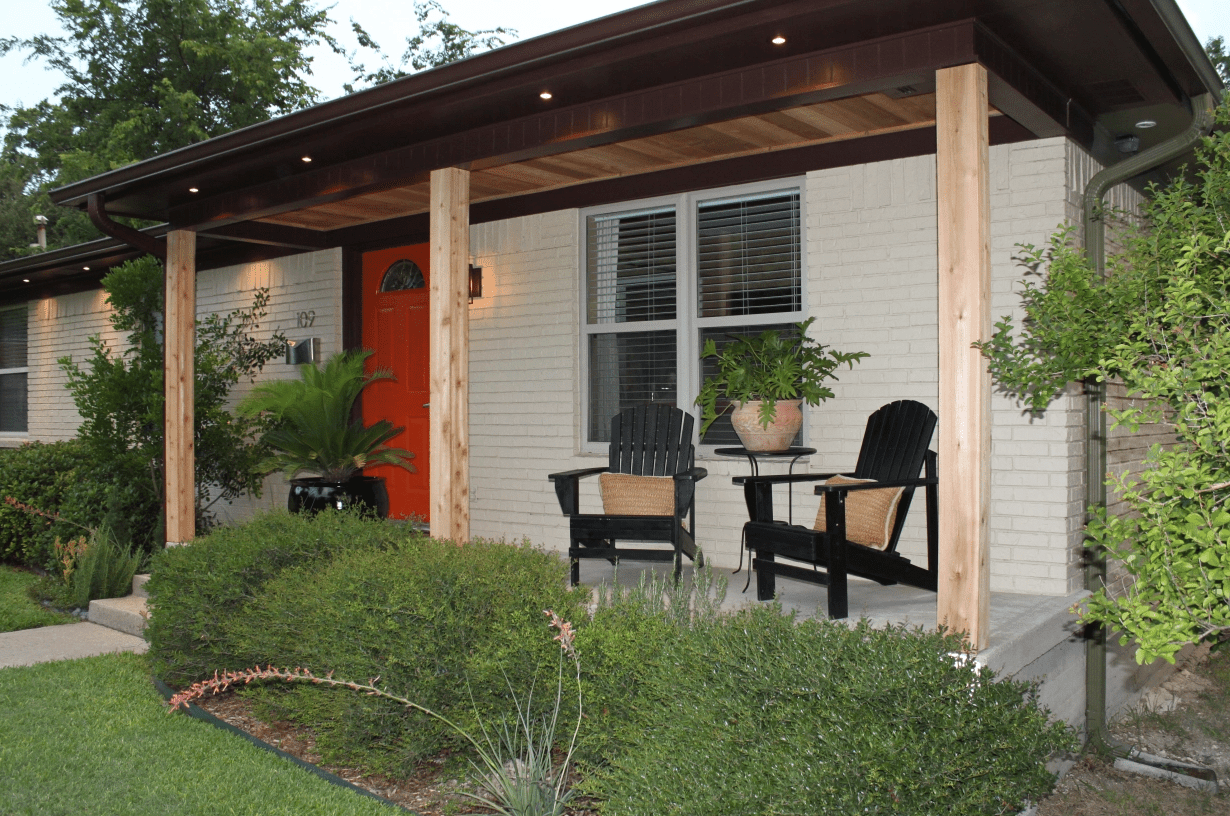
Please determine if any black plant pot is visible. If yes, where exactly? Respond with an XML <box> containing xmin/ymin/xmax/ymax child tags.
<box><xmin>288</xmin><ymin>476</ymin><xmax>390</xmax><ymax>518</ymax></box>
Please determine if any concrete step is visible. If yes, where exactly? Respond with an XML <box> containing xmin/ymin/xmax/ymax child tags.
<box><xmin>132</xmin><ymin>573</ymin><xmax>150</xmax><ymax>598</ymax></box>
<box><xmin>88</xmin><ymin>594</ymin><xmax>148</xmax><ymax>638</ymax></box>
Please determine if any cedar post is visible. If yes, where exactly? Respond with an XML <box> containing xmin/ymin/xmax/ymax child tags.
<box><xmin>935</xmin><ymin>63</ymin><xmax>991</xmax><ymax>650</ymax></box>
<box><xmin>165</xmin><ymin>229</ymin><xmax>196</xmax><ymax>546</ymax></box>
<box><xmin>428</xmin><ymin>168</ymin><xmax>471</xmax><ymax>542</ymax></box>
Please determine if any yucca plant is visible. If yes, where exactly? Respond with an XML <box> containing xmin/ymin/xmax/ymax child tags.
<box><xmin>237</xmin><ymin>350</ymin><xmax>415</xmax><ymax>481</ymax></box>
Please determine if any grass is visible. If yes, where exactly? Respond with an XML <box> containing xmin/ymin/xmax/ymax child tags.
<box><xmin>0</xmin><ymin>652</ymin><xmax>400</xmax><ymax>816</ymax></box>
<box><xmin>0</xmin><ymin>565</ymin><xmax>75</xmax><ymax>633</ymax></box>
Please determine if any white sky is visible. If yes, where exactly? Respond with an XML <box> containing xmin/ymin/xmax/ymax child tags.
<box><xmin>0</xmin><ymin>0</ymin><xmax>1225</xmax><ymax>119</ymax></box>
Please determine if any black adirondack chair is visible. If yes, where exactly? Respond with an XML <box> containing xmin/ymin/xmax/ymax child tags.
<box><xmin>736</xmin><ymin>400</ymin><xmax>938</xmax><ymax>618</ymax></box>
<box><xmin>548</xmin><ymin>405</ymin><xmax>708</xmax><ymax>585</ymax></box>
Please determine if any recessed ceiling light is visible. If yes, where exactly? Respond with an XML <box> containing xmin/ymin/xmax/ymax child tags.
<box><xmin>771</xmin><ymin>35</ymin><xmax>786</xmax><ymax>45</ymax></box>
<box><xmin>1135</xmin><ymin>119</ymin><xmax>1157</xmax><ymax>129</ymax></box>
<box><xmin>539</xmin><ymin>91</ymin><xmax>552</xmax><ymax>100</ymax></box>
<box><xmin>301</xmin><ymin>155</ymin><xmax>312</xmax><ymax>163</ymax></box>
<box><xmin>82</xmin><ymin>266</ymin><xmax>90</xmax><ymax>271</ymax></box>
<box><xmin>22</xmin><ymin>278</ymin><xmax>29</xmax><ymax>283</ymax></box>
<box><xmin>188</xmin><ymin>187</ymin><xmax>199</xmax><ymax>193</ymax></box>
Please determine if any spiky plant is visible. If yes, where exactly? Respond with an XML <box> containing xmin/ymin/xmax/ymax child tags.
<box><xmin>237</xmin><ymin>350</ymin><xmax>415</xmax><ymax>481</ymax></box>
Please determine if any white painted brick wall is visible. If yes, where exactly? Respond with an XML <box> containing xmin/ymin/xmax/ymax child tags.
<box><xmin>19</xmin><ymin>249</ymin><xmax>342</xmax><ymax>523</ymax></box>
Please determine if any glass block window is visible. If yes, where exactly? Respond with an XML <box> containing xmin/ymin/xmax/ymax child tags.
<box><xmin>0</xmin><ymin>307</ymin><xmax>28</xmax><ymax>433</ymax></box>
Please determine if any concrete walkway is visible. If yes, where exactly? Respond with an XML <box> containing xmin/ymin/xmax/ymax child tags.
<box><xmin>0</xmin><ymin>621</ymin><xmax>147</xmax><ymax>669</ymax></box>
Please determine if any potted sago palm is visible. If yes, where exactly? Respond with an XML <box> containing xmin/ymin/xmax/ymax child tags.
<box><xmin>237</xmin><ymin>349</ymin><xmax>415</xmax><ymax>517</ymax></box>
<box><xmin>696</xmin><ymin>317</ymin><xmax>867</xmax><ymax>451</ymax></box>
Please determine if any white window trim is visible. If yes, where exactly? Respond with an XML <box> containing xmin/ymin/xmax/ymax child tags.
<box><xmin>579</xmin><ymin>177</ymin><xmax>809</xmax><ymax>454</ymax></box>
<box><xmin>0</xmin><ymin>303</ymin><xmax>29</xmax><ymax>438</ymax></box>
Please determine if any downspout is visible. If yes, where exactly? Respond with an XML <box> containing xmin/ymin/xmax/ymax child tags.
<box><xmin>87</xmin><ymin>193</ymin><xmax>166</xmax><ymax>261</ymax></box>
<box><xmin>1081</xmin><ymin>92</ymin><xmax>1216</xmax><ymax>756</ymax></box>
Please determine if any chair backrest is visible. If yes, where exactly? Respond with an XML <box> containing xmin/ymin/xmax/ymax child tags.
<box><xmin>852</xmin><ymin>400</ymin><xmax>937</xmax><ymax>483</ymax></box>
<box><xmin>608</xmin><ymin>405</ymin><xmax>695</xmax><ymax>476</ymax></box>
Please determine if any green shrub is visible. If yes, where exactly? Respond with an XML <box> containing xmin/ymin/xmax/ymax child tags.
<box><xmin>581</xmin><ymin>603</ymin><xmax>1073</xmax><ymax>816</ymax></box>
<box><xmin>223</xmin><ymin>536</ymin><xmax>587</xmax><ymax>774</ymax></box>
<box><xmin>145</xmin><ymin>509</ymin><xmax>407</xmax><ymax>685</ymax></box>
<box><xmin>0</xmin><ymin>441</ymin><xmax>161</xmax><ymax>571</ymax></box>
<box><xmin>66</xmin><ymin>526</ymin><xmax>145</xmax><ymax>609</ymax></box>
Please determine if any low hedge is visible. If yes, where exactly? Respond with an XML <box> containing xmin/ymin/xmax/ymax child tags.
<box><xmin>145</xmin><ymin>510</ymin><xmax>408</xmax><ymax>685</ymax></box>
<box><xmin>578</xmin><ymin>601</ymin><xmax>1074</xmax><ymax>816</ymax></box>
<box><xmin>147</xmin><ymin>510</ymin><xmax>587</xmax><ymax>775</ymax></box>
<box><xmin>0</xmin><ymin>441</ymin><xmax>161</xmax><ymax>570</ymax></box>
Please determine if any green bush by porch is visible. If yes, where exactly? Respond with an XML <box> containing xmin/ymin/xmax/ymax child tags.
<box><xmin>146</xmin><ymin>511</ymin><xmax>1072</xmax><ymax>813</ymax></box>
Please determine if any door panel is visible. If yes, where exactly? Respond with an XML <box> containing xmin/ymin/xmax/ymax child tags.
<box><xmin>361</xmin><ymin>244</ymin><xmax>431</xmax><ymax>521</ymax></box>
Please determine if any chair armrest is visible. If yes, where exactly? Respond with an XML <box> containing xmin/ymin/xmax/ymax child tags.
<box><xmin>812</xmin><ymin>475</ymin><xmax>937</xmax><ymax>494</ymax></box>
<box><xmin>673</xmin><ymin>466</ymin><xmax>708</xmax><ymax>482</ymax></box>
<box><xmin>548</xmin><ymin>466</ymin><xmax>609</xmax><ymax>482</ymax></box>
<box><xmin>733</xmin><ymin>471</ymin><xmax>850</xmax><ymax>486</ymax></box>
<box><xmin>548</xmin><ymin>466</ymin><xmax>609</xmax><ymax>515</ymax></box>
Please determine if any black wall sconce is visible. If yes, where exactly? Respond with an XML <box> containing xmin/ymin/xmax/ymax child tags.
<box><xmin>469</xmin><ymin>265</ymin><xmax>483</xmax><ymax>302</ymax></box>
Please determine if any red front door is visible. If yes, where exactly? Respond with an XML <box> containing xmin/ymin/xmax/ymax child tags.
<box><xmin>361</xmin><ymin>244</ymin><xmax>431</xmax><ymax>521</ymax></box>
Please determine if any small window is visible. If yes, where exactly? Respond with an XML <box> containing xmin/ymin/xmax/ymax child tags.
<box><xmin>380</xmin><ymin>260</ymin><xmax>425</xmax><ymax>292</ymax></box>
<box><xmin>0</xmin><ymin>306</ymin><xmax>28</xmax><ymax>434</ymax></box>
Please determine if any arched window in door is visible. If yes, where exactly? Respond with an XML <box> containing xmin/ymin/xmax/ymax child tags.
<box><xmin>380</xmin><ymin>259</ymin><xmax>426</xmax><ymax>292</ymax></box>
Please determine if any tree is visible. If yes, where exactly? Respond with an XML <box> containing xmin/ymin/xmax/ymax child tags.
<box><xmin>977</xmin><ymin>102</ymin><xmax>1230</xmax><ymax>664</ymax></box>
<box><xmin>59</xmin><ymin>255</ymin><xmax>286</xmax><ymax>533</ymax></box>
<box><xmin>1209</xmin><ymin>37</ymin><xmax>1230</xmax><ymax>87</ymax></box>
<box><xmin>0</xmin><ymin>0</ymin><xmax>339</xmax><ymax>259</ymax></box>
<box><xmin>345</xmin><ymin>0</ymin><xmax>515</xmax><ymax>92</ymax></box>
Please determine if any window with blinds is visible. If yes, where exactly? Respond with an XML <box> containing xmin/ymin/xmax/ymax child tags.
<box><xmin>0</xmin><ymin>307</ymin><xmax>28</xmax><ymax>434</ymax></box>
<box><xmin>697</xmin><ymin>192</ymin><xmax>800</xmax><ymax>318</ymax></box>
<box><xmin>582</xmin><ymin>182</ymin><xmax>805</xmax><ymax>447</ymax></box>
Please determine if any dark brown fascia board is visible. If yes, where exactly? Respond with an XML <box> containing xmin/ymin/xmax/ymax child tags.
<box><xmin>330</xmin><ymin>115</ymin><xmax>1036</xmax><ymax>250</ymax></box>
<box><xmin>49</xmin><ymin>0</ymin><xmax>838</xmax><ymax>209</ymax></box>
<box><xmin>171</xmin><ymin>21</ymin><xmax>1069</xmax><ymax>232</ymax></box>
<box><xmin>200</xmin><ymin>221</ymin><xmax>334</xmax><ymax>250</ymax></box>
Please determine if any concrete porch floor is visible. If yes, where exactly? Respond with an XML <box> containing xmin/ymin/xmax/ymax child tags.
<box><xmin>576</xmin><ymin>558</ymin><xmax>1093</xmax><ymax>726</ymax></box>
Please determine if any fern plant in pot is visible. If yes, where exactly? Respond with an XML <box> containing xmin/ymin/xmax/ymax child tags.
<box><xmin>696</xmin><ymin>317</ymin><xmax>867</xmax><ymax>451</ymax></box>
<box><xmin>237</xmin><ymin>350</ymin><xmax>415</xmax><ymax>517</ymax></box>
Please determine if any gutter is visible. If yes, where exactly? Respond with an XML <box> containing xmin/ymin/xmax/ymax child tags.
<box><xmin>1080</xmin><ymin>91</ymin><xmax>1216</xmax><ymax>757</ymax></box>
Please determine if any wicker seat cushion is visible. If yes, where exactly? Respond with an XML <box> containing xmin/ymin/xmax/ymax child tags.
<box><xmin>600</xmin><ymin>473</ymin><xmax>675</xmax><ymax>516</ymax></box>
<box><xmin>814</xmin><ymin>475</ymin><xmax>904</xmax><ymax>550</ymax></box>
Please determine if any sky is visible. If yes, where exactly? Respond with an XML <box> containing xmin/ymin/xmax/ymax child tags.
<box><xmin>0</xmin><ymin>0</ymin><xmax>1226</xmax><ymax>119</ymax></box>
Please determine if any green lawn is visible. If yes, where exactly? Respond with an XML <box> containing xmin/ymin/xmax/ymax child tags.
<box><xmin>0</xmin><ymin>566</ymin><xmax>75</xmax><ymax>633</ymax></box>
<box><xmin>0</xmin><ymin>652</ymin><xmax>401</xmax><ymax>815</ymax></box>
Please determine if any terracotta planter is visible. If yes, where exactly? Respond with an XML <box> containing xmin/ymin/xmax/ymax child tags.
<box><xmin>288</xmin><ymin>476</ymin><xmax>390</xmax><ymax>518</ymax></box>
<box><xmin>731</xmin><ymin>399</ymin><xmax>802</xmax><ymax>451</ymax></box>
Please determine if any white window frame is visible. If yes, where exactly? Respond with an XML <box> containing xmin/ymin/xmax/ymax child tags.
<box><xmin>0</xmin><ymin>304</ymin><xmax>29</xmax><ymax>438</ymax></box>
<box><xmin>580</xmin><ymin>177</ymin><xmax>808</xmax><ymax>453</ymax></box>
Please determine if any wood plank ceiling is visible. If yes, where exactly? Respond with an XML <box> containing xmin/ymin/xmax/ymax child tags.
<box><xmin>258</xmin><ymin>90</ymin><xmax>995</xmax><ymax>232</ymax></box>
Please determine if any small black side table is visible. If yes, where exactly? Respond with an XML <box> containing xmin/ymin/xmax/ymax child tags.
<box><xmin>714</xmin><ymin>446</ymin><xmax>816</xmax><ymax>574</ymax></box>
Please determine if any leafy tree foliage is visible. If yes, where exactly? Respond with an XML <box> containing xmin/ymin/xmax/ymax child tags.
<box><xmin>0</xmin><ymin>0</ymin><xmax>339</xmax><ymax>259</ymax></box>
<box><xmin>59</xmin><ymin>256</ymin><xmax>286</xmax><ymax>532</ymax></box>
<box><xmin>345</xmin><ymin>0</ymin><xmax>515</xmax><ymax>92</ymax></box>
<box><xmin>977</xmin><ymin>103</ymin><xmax>1230</xmax><ymax>664</ymax></box>
<box><xmin>1209</xmin><ymin>37</ymin><xmax>1229</xmax><ymax>87</ymax></box>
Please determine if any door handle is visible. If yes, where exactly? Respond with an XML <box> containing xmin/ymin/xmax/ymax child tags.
<box><xmin>422</xmin><ymin>403</ymin><xmax>430</xmax><ymax>408</ymax></box>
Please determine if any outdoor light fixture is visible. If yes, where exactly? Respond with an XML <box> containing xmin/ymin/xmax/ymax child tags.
<box><xmin>285</xmin><ymin>337</ymin><xmax>322</xmax><ymax>365</ymax></box>
<box><xmin>469</xmin><ymin>265</ymin><xmax>483</xmax><ymax>302</ymax></box>
<box><xmin>771</xmin><ymin>35</ymin><xmax>786</xmax><ymax>44</ymax></box>
<box><xmin>539</xmin><ymin>91</ymin><xmax>552</xmax><ymax>100</ymax></box>
<box><xmin>1135</xmin><ymin>119</ymin><xmax>1157</xmax><ymax>129</ymax></box>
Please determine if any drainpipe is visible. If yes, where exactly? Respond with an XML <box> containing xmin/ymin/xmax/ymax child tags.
<box><xmin>1081</xmin><ymin>92</ymin><xmax>1216</xmax><ymax>756</ymax></box>
<box><xmin>86</xmin><ymin>192</ymin><xmax>167</xmax><ymax>261</ymax></box>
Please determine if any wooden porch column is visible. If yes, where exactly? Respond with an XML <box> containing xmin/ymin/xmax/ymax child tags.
<box><xmin>935</xmin><ymin>63</ymin><xmax>991</xmax><ymax>649</ymax></box>
<box><xmin>165</xmin><ymin>229</ymin><xmax>196</xmax><ymax>546</ymax></box>
<box><xmin>428</xmin><ymin>167</ymin><xmax>471</xmax><ymax>542</ymax></box>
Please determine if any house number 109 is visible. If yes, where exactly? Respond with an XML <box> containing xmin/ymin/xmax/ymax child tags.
<box><xmin>296</xmin><ymin>310</ymin><xmax>315</xmax><ymax>328</ymax></box>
